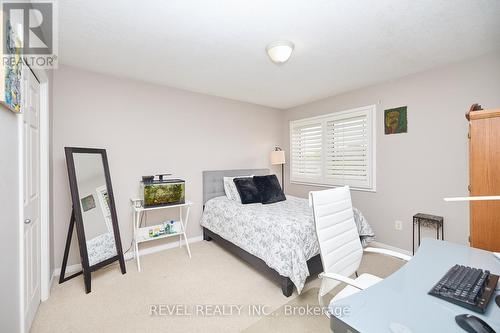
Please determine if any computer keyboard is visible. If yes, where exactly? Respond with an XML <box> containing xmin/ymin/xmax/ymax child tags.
<box><xmin>429</xmin><ymin>264</ymin><xmax>499</xmax><ymax>313</ymax></box>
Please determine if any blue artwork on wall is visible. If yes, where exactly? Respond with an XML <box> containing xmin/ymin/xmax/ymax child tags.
<box><xmin>4</xmin><ymin>22</ymin><xmax>22</xmax><ymax>112</ymax></box>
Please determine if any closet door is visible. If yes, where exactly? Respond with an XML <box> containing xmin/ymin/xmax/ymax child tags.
<box><xmin>469</xmin><ymin>110</ymin><xmax>500</xmax><ymax>252</ymax></box>
<box><xmin>23</xmin><ymin>68</ymin><xmax>41</xmax><ymax>331</ymax></box>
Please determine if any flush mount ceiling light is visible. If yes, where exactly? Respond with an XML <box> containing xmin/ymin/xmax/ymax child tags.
<box><xmin>266</xmin><ymin>40</ymin><xmax>294</xmax><ymax>65</ymax></box>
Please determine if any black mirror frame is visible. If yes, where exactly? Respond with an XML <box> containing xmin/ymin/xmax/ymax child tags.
<box><xmin>59</xmin><ymin>147</ymin><xmax>126</xmax><ymax>293</ymax></box>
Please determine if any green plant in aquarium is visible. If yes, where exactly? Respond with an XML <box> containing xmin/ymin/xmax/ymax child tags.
<box><xmin>144</xmin><ymin>183</ymin><xmax>185</xmax><ymax>206</ymax></box>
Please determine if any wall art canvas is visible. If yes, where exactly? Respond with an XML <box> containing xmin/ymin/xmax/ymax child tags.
<box><xmin>81</xmin><ymin>194</ymin><xmax>96</xmax><ymax>212</ymax></box>
<box><xmin>1</xmin><ymin>21</ymin><xmax>22</xmax><ymax>113</ymax></box>
<box><xmin>385</xmin><ymin>106</ymin><xmax>407</xmax><ymax>134</ymax></box>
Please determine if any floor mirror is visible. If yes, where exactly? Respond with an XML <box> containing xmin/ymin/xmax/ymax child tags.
<box><xmin>60</xmin><ymin>147</ymin><xmax>126</xmax><ymax>293</ymax></box>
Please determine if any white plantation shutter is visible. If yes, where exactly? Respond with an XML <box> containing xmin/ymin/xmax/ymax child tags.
<box><xmin>290</xmin><ymin>105</ymin><xmax>376</xmax><ymax>190</ymax></box>
<box><xmin>290</xmin><ymin>121</ymin><xmax>323</xmax><ymax>182</ymax></box>
<box><xmin>325</xmin><ymin>113</ymin><xmax>371</xmax><ymax>188</ymax></box>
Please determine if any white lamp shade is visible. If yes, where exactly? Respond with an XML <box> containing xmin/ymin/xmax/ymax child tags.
<box><xmin>266</xmin><ymin>41</ymin><xmax>294</xmax><ymax>64</ymax></box>
<box><xmin>270</xmin><ymin>150</ymin><xmax>285</xmax><ymax>165</ymax></box>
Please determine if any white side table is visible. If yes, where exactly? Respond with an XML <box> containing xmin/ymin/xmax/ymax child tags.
<box><xmin>131</xmin><ymin>200</ymin><xmax>192</xmax><ymax>272</ymax></box>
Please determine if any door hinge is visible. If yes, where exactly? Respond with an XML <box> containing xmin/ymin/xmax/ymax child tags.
<box><xmin>468</xmin><ymin>184</ymin><xmax>471</xmax><ymax>192</ymax></box>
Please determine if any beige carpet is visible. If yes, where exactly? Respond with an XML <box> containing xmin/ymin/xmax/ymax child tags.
<box><xmin>31</xmin><ymin>241</ymin><xmax>404</xmax><ymax>333</ymax></box>
<box><xmin>243</xmin><ymin>252</ymin><xmax>404</xmax><ymax>333</ymax></box>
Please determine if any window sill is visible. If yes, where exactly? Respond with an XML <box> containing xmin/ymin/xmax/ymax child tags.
<box><xmin>290</xmin><ymin>181</ymin><xmax>377</xmax><ymax>193</ymax></box>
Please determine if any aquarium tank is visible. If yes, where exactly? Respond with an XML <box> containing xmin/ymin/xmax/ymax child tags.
<box><xmin>141</xmin><ymin>176</ymin><xmax>185</xmax><ymax>207</ymax></box>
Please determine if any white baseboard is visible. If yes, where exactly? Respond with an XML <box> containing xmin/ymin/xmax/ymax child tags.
<box><xmin>52</xmin><ymin>235</ymin><xmax>204</xmax><ymax>279</ymax></box>
<box><xmin>369</xmin><ymin>241</ymin><xmax>412</xmax><ymax>256</ymax></box>
<box><xmin>52</xmin><ymin>262</ymin><xmax>82</xmax><ymax>278</ymax></box>
<box><xmin>41</xmin><ymin>274</ymin><xmax>55</xmax><ymax>302</ymax></box>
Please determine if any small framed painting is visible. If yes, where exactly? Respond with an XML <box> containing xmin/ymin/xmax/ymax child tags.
<box><xmin>385</xmin><ymin>106</ymin><xmax>407</xmax><ymax>134</ymax></box>
<box><xmin>81</xmin><ymin>195</ymin><xmax>96</xmax><ymax>212</ymax></box>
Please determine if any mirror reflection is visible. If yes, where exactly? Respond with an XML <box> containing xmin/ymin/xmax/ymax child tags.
<box><xmin>73</xmin><ymin>153</ymin><xmax>117</xmax><ymax>266</ymax></box>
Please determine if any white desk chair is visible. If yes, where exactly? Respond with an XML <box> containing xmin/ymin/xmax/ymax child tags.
<box><xmin>309</xmin><ymin>186</ymin><xmax>411</xmax><ymax>317</ymax></box>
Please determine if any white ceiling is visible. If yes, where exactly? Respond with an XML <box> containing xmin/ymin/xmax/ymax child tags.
<box><xmin>59</xmin><ymin>0</ymin><xmax>500</xmax><ymax>109</ymax></box>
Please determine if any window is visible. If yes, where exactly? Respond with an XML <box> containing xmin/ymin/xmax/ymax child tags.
<box><xmin>290</xmin><ymin>105</ymin><xmax>376</xmax><ymax>191</ymax></box>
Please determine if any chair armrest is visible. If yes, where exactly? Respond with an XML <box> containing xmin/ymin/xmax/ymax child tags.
<box><xmin>318</xmin><ymin>272</ymin><xmax>365</xmax><ymax>290</ymax></box>
<box><xmin>364</xmin><ymin>247</ymin><xmax>412</xmax><ymax>261</ymax></box>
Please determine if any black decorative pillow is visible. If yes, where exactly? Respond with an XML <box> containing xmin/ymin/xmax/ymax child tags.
<box><xmin>233</xmin><ymin>177</ymin><xmax>262</xmax><ymax>204</ymax></box>
<box><xmin>253</xmin><ymin>175</ymin><xmax>286</xmax><ymax>204</ymax></box>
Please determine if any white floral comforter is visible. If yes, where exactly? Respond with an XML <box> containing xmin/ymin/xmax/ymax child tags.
<box><xmin>86</xmin><ymin>232</ymin><xmax>117</xmax><ymax>266</ymax></box>
<box><xmin>200</xmin><ymin>195</ymin><xmax>374</xmax><ymax>294</ymax></box>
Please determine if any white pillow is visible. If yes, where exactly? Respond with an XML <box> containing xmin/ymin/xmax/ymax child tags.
<box><xmin>223</xmin><ymin>176</ymin><xmax>252</xmax><ymax>202</ymax></box>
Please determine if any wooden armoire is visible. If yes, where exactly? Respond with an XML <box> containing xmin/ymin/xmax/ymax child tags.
<box><xmin>467</xmin><ymin>104</ymin><xmax>500</xmax><ymax>252</ymax></box>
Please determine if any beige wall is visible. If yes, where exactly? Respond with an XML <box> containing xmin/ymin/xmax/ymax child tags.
<box><xmin>53</xmin><ymin>51</ymin><xmax>500</xmax><ymax>268</ymax></box>
<box><xmin>52</xmin><ymin>65</ymin><xmax>283</xmax><ymax>267</ymax></box>
<box><xmin>282</xmin><ymin>51</ymin><xmax>500</xmax><ymax>251</ymax></box>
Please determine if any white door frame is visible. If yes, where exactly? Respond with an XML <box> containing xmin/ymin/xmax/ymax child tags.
<box><xmin>18</xmin><ymin>66</ymin><xmax>50</xmax><ymax>333</ymax></box>
<box><xmin>35</xmin><ymin>68</ymin><xmax>50</xmax><ymax>302</ymax></box>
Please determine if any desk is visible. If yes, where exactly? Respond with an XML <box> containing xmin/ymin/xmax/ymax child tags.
<box><xmin>330</xmin><ymin>238</ymin><xmax>500</xmax><ymax>332</ymax></box>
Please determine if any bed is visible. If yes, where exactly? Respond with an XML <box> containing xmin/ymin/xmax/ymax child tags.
<box><xmin>200</xmin><ymin>169</ymin><xmax>374</xmax><ymax>297</ymax></box>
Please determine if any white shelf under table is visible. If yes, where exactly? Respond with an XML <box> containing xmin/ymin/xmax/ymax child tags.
<box><xmin>131</xmin><ymin>200</ymin><xmax>193</xmax><ymax>272</ymax></box>
<box><xmin>136</xmin><ymin>221</ymin><xmax>183</xmax><ymax>243</ymax></box>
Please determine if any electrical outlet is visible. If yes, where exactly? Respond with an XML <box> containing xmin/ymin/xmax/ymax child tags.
<box><xmin>395</xmin><ymin>220</ymin><xmax>403</xmax><ymax>231</ymax></box>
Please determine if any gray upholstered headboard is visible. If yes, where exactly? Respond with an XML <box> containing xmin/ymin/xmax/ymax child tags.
<box><xmin>202</xmin><ymin>169</ymin><xmax>270</xmax><ymax>204</ymax></box>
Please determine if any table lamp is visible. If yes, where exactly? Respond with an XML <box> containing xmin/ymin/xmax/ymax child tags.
<box><xmin>444</xmin><ymin>195</ymin><xmax>500</xmax><ymax>308</ymax></box>
<box><xmin>270</xmin><ymin>147</ymin><xmax>286</xmax><ymax>191</ymax></box>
